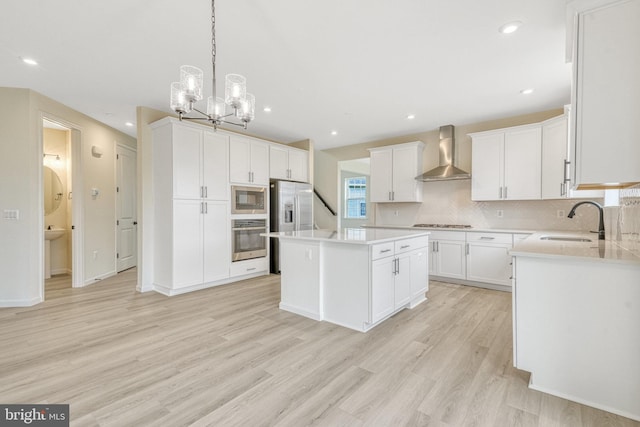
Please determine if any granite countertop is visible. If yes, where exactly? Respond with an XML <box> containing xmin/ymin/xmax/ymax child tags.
<box><xmin>511</xmin><ymin>232</ymin><xmax>640</xmax><ymax>265</ymax></box>
<box><xmin>263</xmin><ymin>228</ymin><xmax>429</xmax><ymax>245</ymax></box>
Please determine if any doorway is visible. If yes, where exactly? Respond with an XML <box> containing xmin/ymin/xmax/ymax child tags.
<box><xmin>41</xmin><ymin>115</ymin><xmax>84</xmax><ymax>299</ymax></box>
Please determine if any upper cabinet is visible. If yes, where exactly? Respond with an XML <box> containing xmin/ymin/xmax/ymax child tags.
<box><xmin>470</xmin><ymin>125</ymin><xmax>541</xmax><ymax>201</ymax></box>
<box><xmin>269</xmin><ymin>144</ymin><xmax>309</xmax><ymax>183</ymax></box>
<box><xmin>568</xmin><ymin>0</ymin><xmax>640</xmax><ymax>189</ymax></box>
<box><xmin>368</xmin><ymin>141</ymin><xmax>424</xmax><ymax>203</ymax></box>
<box><xmin>229</xmin><ymin>135</ymin><xmax>269</xmax><ymax>186</ymax></box>
<box><xmin>153</xmin><ymin>119</ymin><xmax>229</xmax><ymax>201</ymax></box>
<box><xmin>541</xmin><ymin>112</ymin><xmax>604</xmax><ymax>199</ymax></box>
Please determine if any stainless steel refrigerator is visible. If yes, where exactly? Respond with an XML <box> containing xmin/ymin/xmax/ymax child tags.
<box><xmin>270</xmin><ymin>180</ymin><xmax>313</xmax><ymax>273</ymax></box>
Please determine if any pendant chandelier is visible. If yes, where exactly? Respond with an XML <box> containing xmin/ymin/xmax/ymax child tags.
<box><xmin>170</xmin><ymin>0</ymin><xmax>255</xmax><ymax>129</ymax></box>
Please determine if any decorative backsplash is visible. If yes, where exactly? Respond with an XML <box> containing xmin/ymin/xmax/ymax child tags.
<box><xmin>375</xmin><ymin>180</ymin><xmax>603</xmax><ymax>232</ymax></box>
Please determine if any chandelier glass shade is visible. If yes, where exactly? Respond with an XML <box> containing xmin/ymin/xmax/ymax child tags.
<box><xmin>169</xmin><ymin>0</ymin><xmax>254</xmax><ymax>129</ymax></box>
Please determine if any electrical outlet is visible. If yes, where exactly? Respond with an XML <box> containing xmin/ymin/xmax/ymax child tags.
<box><xmin>557</xmin><ymin>209</ymin><xmax>565</xmax><ymax>218</ymax></box>
<box><xmin>496</xmin><ymin>210</ymin><xmax>504</xmax><ymax>218</ymax></box>
<box><xmin>92</xmin><ymin>250</ymin><xmax>98</xmax><ymax>260</ymax></box>
<box><xmin>394</xmin><ymin>210</ymin><xmax>399</xmax><ymax>216</ymax></box>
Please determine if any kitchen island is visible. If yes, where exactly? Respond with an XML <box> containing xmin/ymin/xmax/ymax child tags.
<box><xmin>511</xmin><ymin>232</ymin><xmax>640</xmax><ymax>421</ymax></box>
<box><xmin>264</xmin><ymin>228</ymin><xmax>430</xmax><ymax>332</ymax></box>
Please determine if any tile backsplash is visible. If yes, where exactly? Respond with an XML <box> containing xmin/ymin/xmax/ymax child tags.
<box><xmin>375</xmin><ymin>180</ymin><xmax>604</xmax><ymax>232</ymax></box>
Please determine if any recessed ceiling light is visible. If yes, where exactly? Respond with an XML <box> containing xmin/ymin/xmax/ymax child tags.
<box><xmin>125</xmin><ymin>122</ymin><xmax>134</xmax><ymax>127</ymax></box>
<box><xmin>263</xmin><ymin>106</ymin><xmax>272</xmax><ymax>113</ymax></box>
<box><xmin>20</xmin><ymin>57</ymin><xmax>38</xmax><ymax>66</ymax></box>
<box><xmin>407</xmin><ymin>114</ymin><xmax>416</xmax><ymax>120</ymax></box>
<box><xmin>499</xmin><ymin>21</ymin><xmax>522</xmax><ymax>34</ymax></box>
<box><xmin>331</xmin><ymin>131</ymin><xmax>338</xmax><ymax>136</ymax></box>
<box><xmin>520</xmin><ymin>88</ymin><xmax>534</xmax><ymax>95</ymax></box>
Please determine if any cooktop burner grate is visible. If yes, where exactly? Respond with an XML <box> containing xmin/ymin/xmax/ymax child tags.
<box><xmin>413</xmin><ymin>223</ymin><xmax>472</xmax><ymax>229</ymax></box>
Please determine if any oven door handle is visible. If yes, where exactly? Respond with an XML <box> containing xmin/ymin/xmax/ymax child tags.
<box><xmin>231</xmin><ymin>227</ymin><xmax>268</xmax><ymax>231</ymax></box>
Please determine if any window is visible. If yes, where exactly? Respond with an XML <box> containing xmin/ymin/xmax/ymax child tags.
<box><xmin>344</xmin><ymin>176</ymin><xmax>367</xmax><ymax>219</ymax></box>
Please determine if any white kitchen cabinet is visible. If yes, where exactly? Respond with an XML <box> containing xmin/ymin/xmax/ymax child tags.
<box><xmin>151</xmin><ymin>117</ymin><xmax>253</xmax><ymax>296</ymax></box>
<box><xmin>370</xmin><ymin>236</ymin><xmax>426</xmax><ymax>323</ymax></box>
<box><xmin>170</xmin><ymin>200</ymin><xmax>230</xmax><ymax>289</ymax></box>
<box><xmin>409</xmin><ymin>247</ymin><xmax>429</xmax><ymax>301</ymax></box>
<box><xmin>569</xmin><ymin>0</ymin><xmax>640</xmax><ymax>189</ymax></box>
<box><xmin>371</xmin><ymin>256</ymin><xmax>396</xmax><ymax>323</ymax></box>
<box><xmin>165</xmin><ymin>121</ymin><xmax>229</xmax><ymax>201</ymax></box>
<box><xmin>269</xmin><ymin>144</ymin><xmax>309</xmax><ymax>182</ymax></box>
<box><xmin>470</xmin><ymin>125</ymin><xmax>542</xmax><ymax>201</ymax></box>
<box><xmin>541</xmin><ymin>115</ymin><xmax>570</xmax><ymax>199</ymax></box>
<box><xmin>541</xmin><ymin>113</ymin><xmax>604</xmax><ymax>199</ymax></box>
<box><xmin>429</xmin><ymin>230</ymin><xmax>466</xmax><ymax>280</ymax></box>
<box><xmin>465</xmin><ymin>232</ymin><xmax>512</xmax><ymax>287</ymax></box>
<box><xmin>229</xmin><ymin>135</ymin><xmax>269</xmax><ymax>185</ymax></box>
<box><xmin>368</xmin><ymin>141</ymin><xmax>424</xmax><ymax>202</ymax></box>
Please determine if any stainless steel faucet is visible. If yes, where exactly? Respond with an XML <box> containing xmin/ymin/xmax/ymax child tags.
<box><xmin>567</xmin><ymin>201</ymin><xmax>605</xmax><ymax>240</ymax></box>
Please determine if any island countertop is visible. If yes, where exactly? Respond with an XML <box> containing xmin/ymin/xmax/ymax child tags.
<box><xmin>263</xmin><ymin>227</ymin><xmax>430</xmax><ymax>245</ymax></box>
<box><xmin>510</xmin><ymin>232</ymin><xmax>640</xmax><ymax>265</ymax></box>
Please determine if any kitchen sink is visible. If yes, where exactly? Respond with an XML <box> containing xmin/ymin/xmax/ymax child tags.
<box><xmin>539</xmin><ymin>236</ymin><xmax>592</xmax><ymax>242</ymax></box>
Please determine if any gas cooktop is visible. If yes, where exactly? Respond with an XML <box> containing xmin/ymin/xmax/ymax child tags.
<box><xmin>413</xmin><ymin>223</ymin><xmax>472</xmax><ymax>229</ymax></box>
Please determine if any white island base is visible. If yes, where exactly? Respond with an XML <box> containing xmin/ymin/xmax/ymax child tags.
<box><xmin>270</xmin><ymin>228</ymin><xmax>430</xmax><ymax>332</ymax></box>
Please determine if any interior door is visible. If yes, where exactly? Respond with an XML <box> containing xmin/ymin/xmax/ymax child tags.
<box><xmin>116</xmin><ymin>145</ymin><xmax>137</xmax><ymax>272</ymax></box>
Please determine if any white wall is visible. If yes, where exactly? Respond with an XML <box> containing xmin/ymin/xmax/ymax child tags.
<box><xmin>0</xmin><ymin>87</ymin><xmax>136</xmax><ymax>306</ymax></box>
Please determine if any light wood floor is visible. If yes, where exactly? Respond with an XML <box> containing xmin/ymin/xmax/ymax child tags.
<box><xmin>0</xmin><ymin>271</ymin><xmax>637</xmax><ymax>427</ymax></box>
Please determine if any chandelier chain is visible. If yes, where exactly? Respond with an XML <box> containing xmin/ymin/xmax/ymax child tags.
<box><xmin>211</xmin><ymin>0</ymin><xmax>217</xmax><ymax>101</ymax></box>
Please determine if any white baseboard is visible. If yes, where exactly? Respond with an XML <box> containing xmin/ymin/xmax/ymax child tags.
<box><xmin>279</xmin><ymin>302</ymin><xmax>322</xmax><ymax>321</ymax></box>
<box><xmin>430</xmin><ymin>276</ymin><xmax>511</xmax><ymax>292</ymax></box>
<box><xmin>80</xmin><ymin>270</ymin><xmax>117</xmax><ymax>287</ymax></box>
<box><xmin>0</xmin><ymin>296</ymin><xmax>43</xmax><ymax>307</ymax></box>
<box><xmin>153</xmin><ymin>271</ymin><xmax>269</xmax><ymax>296</ymax></box>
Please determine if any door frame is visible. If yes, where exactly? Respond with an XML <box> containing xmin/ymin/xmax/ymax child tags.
<box><xmin>40</xmin><ymin>112</ymin><xmax>85</xmax><ymax>292</ymax></box>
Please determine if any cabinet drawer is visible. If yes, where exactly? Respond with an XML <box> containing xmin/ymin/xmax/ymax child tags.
<box><xmin>230</xmin><ymin>257</ymin><xmax>268</xmax><ymax>277</ymax></box>
<box><xmin>371</xmin><ymin>242</ymin><xmax>395</xmax><ymax>260</ymax></box>
<box><xmin>395</xmin><ymin>236</ymin><xmax>429</xmax><ymax>254</ymax></box>
<box><xmin>429</xmin><ymin>230</ymin><xmax>466</xmax><ymax>241</ymax></box>
<box><xmin>466</xmin><ymin>232</ymin><xmax>512</xmax><ymax>245</ymax></box>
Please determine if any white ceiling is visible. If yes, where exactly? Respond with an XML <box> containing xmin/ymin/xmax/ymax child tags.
<box><xmin>0</xmin><ymin>0</ymin><xmax>571</xmax><ymax>150</ymax></box>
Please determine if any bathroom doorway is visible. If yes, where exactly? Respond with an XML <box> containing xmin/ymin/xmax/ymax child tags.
<box><xmin>42</xmin><ymin>116</ymin><xmax>84</xmax><ymax>297</ymax></box>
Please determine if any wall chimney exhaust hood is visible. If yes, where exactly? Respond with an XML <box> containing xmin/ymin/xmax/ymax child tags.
<box><xmin>416</xmin><ymin>125</ymin><xmax>470</xmax><ymax>181</ymax></box>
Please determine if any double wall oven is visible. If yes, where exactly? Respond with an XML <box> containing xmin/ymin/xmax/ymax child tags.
<box><xmin>230</xmin><ymin>185</ymin><xmax>268</xmax><ymax>262</ymax></box>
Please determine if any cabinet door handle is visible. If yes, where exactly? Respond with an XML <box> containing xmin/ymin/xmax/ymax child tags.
<box><xmin>563</xmin><ymin>159</ymin><xmax>571</xmax><ymax>182</ymax></box>
<box><xmin>204</xmin><ymin>186</ymin><xmax>208</xmax><ymax>198</ymax></box>
<box><xmin>499</xmin><ymin>187</ymin><xmax>503</xmax><ymax>199</ymax></box>
<box><xmin>396</xmin><ymin>258</ymin><xmax>400</xmax><ymax>275</ymax></box>
<box><xmin>200</xmin><ymin>186</ymin><xmax>203</xmax><ymax>198</ymax></box>
<box><xmin>400</xmin><ymin>245</ymin><xmax>410</xmax><ymax>249</ymax></box>
<box><xmin>436</xmin><ymin>241</ymin><xmax>439</xmax><ymax>252</ymax></box>
<box><xmin>465</xmin><ymin>243</ymin><xmax>469</xmax><ymax>255</ymax></box>
<box><xmin>560</xmin><ymin>182</ymin><xmax>565</xmax><ymax>196</ymax></box>
<box><xmin>479</xmin><ymin>236</ymin><xmax>495</xmax><ymax>240</ymax></box>
<box><xmin>247</xmin><ymin>267</ymin><xmax>256</xmax><ymax>272</ymax></box>
<box><xmin>388</xmin><ymin>191</ymin><xmax>392</xmax><ymax>201</ymax></box>
<box><xmin>380</xmin><ymin>249</ymin><xmax>391</xmax><ymax>254</ymax></box>
<box><xmin>504</xmin><ymin>186</ymin><xmax>508</xmax><ymax>199</ymax></box>
<box><xmin>392</xmin><ymin>191</ymin><xmax>395</xmax><ymax>201</ymax></box>
<box><xmin>200</xmin><ymin>202</ymin><xmax>204</xmax><ymax>214</ymax></box>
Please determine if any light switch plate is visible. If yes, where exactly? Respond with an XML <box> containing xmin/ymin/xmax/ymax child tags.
<box><xmin>3</xmin><ymin>209</ymin><xmax>19</xmax><ymax>220</ymax></box>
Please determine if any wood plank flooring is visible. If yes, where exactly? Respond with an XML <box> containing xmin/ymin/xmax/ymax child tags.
<box><xmin>0</xmin><ymin>270</ymin><xmax>637</xmax><ymax>426</ymax></box>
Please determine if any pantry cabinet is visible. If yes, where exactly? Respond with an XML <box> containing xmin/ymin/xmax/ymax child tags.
<box><xmin>269</xmin><ymin>144</ymin><xmax>309</xmax><ymax>182</ymax></box>
<box><xmin>569</xmin><ymin>0</ymin><xmax>640</xmax><ymax>189</ymax></box>
<box><xmin>368</xmin><ymin>141</ymin><xmax>424</xmax><ymax>203</ymax></box>
<box><xmin>470</xmin><ymin>125</ymin><xmax>541</xmax><ymax>201</ymax></box>
<box><xmin>150</xmin><ymin>118</ymin><xmax>232</xmax><ymax>295</ymax></box>
<box><xmin>229</xmin><ymin>135</ymin><xmax>269</xmax><ymax>185</ymax></box>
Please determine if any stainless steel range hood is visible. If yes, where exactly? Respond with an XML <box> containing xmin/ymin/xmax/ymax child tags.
<box><xmin>416</xmin><ymin>125</ymin><xmax>471</xmax><ymax>181</ymax></box>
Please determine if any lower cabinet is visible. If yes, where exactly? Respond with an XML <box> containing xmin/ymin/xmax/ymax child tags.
<box><xmin>465</xmin><ymin>232</ymin><xmax>512</xmax><ymax>287</ymax></box>
<box><xmin>371</xmin><ymin>237</ymin><xmax>429</xmax><ymax>323</ymax></box>
<box><xmin>154</xmin><ymin>199</ymin><xmax>230</xmax><ymax>294</ymax></box>
<box><xmin>428</xmin><ymin>229</ymin><xmax>517</xmax><ymax>290</ymax></box>
<box><xmin>429</xmin><ymin>231</ymin><xmax>466</xmax><ymax>280</ymax></box>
